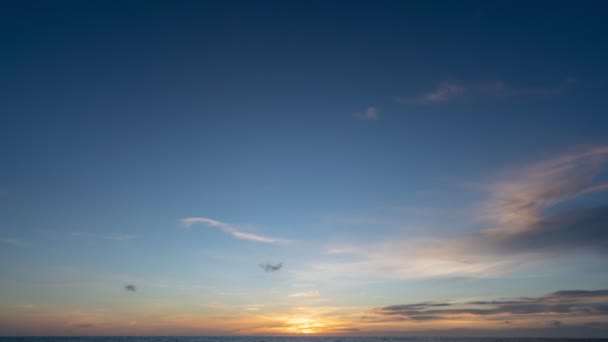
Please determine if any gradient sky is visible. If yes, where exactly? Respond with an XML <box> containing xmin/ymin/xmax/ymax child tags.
<box><xmin>1</xmin><ymin>0</ymin><xmax>608</xmax><ymax>337</ymax></box>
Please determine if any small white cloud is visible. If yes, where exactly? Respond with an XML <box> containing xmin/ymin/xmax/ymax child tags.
<box><xmin>289</xmin><ymin>290</ymin><xmax>321</xmax><ymax>298</ymax></box>
<box><xmin>182</xmin><ymin>217</ymin><xmax>229</xmax><ymax>229</ymax></box>
<box><xmin>355</xmin><ymin>106</ymin><xmax>380</xmax><ymax>121</ymax></box>
<box><xmin>243</xmin><ymin>304</ymin><xmax>263</xmax><ymax>311</ymax></box>
<box><xmin>181</xmin><ymin>216</ymin><xmax>286</xmax><ymax>244</ymax></box>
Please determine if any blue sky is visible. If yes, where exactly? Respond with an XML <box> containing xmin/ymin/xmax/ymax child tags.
<box><xmin>1</xmin><ymin>0</ymin><xmax>608</xmax><ymax>337</ymax></box>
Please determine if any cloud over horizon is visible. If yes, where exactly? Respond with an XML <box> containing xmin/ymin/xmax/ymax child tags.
<box><xmin>370</xmin><ymin>289</ymin><xmax>608</xmax><ymax>323</ymax></box>
<box><xmin>307</xmin><ymin>145</ymin><xmax>608</xmax><ymax>280</ymax></box>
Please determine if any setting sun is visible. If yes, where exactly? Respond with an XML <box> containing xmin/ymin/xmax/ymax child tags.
<box><xmin>284</xmin><ymin>318</ymin><xmax>326</xmax><ymax>334</ymax></box>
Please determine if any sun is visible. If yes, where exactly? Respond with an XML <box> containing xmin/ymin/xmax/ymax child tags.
<box><xmin>285</xmin><ymin>317</ymin><xmax>325</xmax><ymax>334</ymax></box>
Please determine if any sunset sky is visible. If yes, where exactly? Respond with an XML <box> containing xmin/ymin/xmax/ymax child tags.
<box><xmin>1</xmin><ymin>0</ymin><xmax>608</xmax><ymax>337</ymax></box>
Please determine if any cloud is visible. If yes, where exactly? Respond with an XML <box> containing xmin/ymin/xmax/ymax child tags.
<box><xmin>305</xmin><ymin>145</ymin><xmax>608</xmax><ymax>280</ymax></box>
<box><xmin>244</xmin><ymin>304</ymin><xmax>263</xmax><ymax>311</ymax></box>
<box><xmin>480</xmin><ymin>205</ymin><xmax>608</xmax><ymax>254</ymax></box>
<box><xmin>382</xmin><ymin>302</ymin><xmax>453</xmax><ymax>311</ymax></box>
<box><xmin>354</xmin><ymin>106</ymin><xmax>380</xmax><ymax>120</ymax></box>
<box><xmin>73</xmin><ymin>323</ymin><xmax>94</xmax><ymax>329</ymax></box>
<box><xmin>289</xmin><ymin>290</ymin><xmax>321</xmax><ymax>298</ymax></box>
<box><xmin>480</xmin><ymin>145</ymin><xmax>608</xmax><ymax>235</ymax></box>
<box><xmin>181</xmin><ymin>217</ymin><xmax>286</xmax><ymax>244</ymax></box>
<box><xmin>371</xmin><ymin>289</ymin><xmax>608</xmax><ymax>322</ymax></box>
<box><xmin>395</xmin><ymin>78</ymin><xmax>577</xmax><ymax>104</ymax></box>
<box><xmin>465</xmin><ymin>145</ymin><xmax>608</xmax><ymax>255</ymax></box>
<box><xmin>125</xmin><ymin>284</ymin><xmax>136</xmax><ymax>292</ymax></box>
<box><xmin>548</xmin><ymin>290</ymin><xmax>608</xmax><ymax>300</ymax></box>
<box><xmin>260</xmin><ymin>262</ymin><xmax>283</xmax><ymax>272</ymax></box>
<box><xmin>399</xmin><ymin>83</ymin><xmax>465</xmax><ymax>104</ymax></box>
<box><xmin>466</xmin><ymin>289</ymin><xmax>608</xmax><ymax>306</ymax></box>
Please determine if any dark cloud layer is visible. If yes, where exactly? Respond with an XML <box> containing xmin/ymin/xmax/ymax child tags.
<box><xmin>493</xmin><ymin>205</ymin><xmax>608</xmax><ymax>254</ymax></box>
<box><xmin>260</xmin><ymin>262</ymin><xmax>283</xmax><ymax>272</ymax></box>
<box><xmin>459</xmin><ymin>205</ymin><xmax>608</xmax><ymax>262</ymax></box>
<box><xmin>547</xmin><ymin>289</ymin><xmax>608</xmax><ymax>300</ymax></box>
<box><xmin>373</xmin><ymin>289</ymin><xmax>608</xmax><ymax>322</ymax></box>
<box><xmin>383</xmin><ymin>302</ymin><xmax>452</xmax><ymax>311</ymax></box>
<box><xmin>463</xmin><ymin>146</ymin><xmax>608</xmax><ymax>266</ymax></box>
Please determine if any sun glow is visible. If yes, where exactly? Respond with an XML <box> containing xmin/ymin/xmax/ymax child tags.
<box><xmin>285</xmin><ymin>317</ymin><xmax>325</xmax><ymax>334</ymax></box>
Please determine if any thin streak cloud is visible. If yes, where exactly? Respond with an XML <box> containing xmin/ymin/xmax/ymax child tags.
<box><xmin>289</xmin><ymin>290</ymin><xmax>321</xmax><ymax>298</ymax></box>
<box><xmin>181</xmin><ymin>217</ymin><xmax>286</xmax><ymax>244</ymax></box>
<box><xmin>395</xmin><ymin>78</ymin><xmax>577</xmax><ymax>104</ymax></box>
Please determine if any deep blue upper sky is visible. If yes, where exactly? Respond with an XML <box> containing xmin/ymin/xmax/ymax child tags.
<box><xmin>2</xmin><ymin>0</ymin><xmax>607</xmax><ymax>216</ymax></box>
<box><xmin>1</xmin><ymin>0</ymin><xmax>608</xmax><ymax>336</ymax></box>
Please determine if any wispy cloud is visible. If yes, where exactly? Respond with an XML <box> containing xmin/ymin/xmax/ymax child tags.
<box><xmin>305</xmin><ymin>145</ymin><xmax>608</xmax><ymax>280</ymax></box>
<box><xmin>181</xmin><ymin>217</ymin><xmax>286</xmax><ymax>244</ymax></box>
<box><xmin>124</xmin><ymin>284</ymin><xmax>136</xmax><ymax>292</ymax></box>
<box><xmin>243</xmin><ymin>304</ymin><xmax>263</xmax><ymax>311</ymax></box>
<box><xmin>260</xmin><ymin>262</ymin><xmax>283</xmax><ymax>272</ymax></box>
<box><xmin>289</xmin><ymin>290</ymin><xmax>321</xmax><ymax>298</ymax></box>
<box><xmin>395</xmin><ymin>78</ymin><xmax>577</xmax><ymax>104</ymax></box>
<box><xmin>398</xmin><ymin>83</ymin><xmax>465</xmax><ymax>104</ymax></box>
<box><xmin>354</xmin><ymin>106</ymin><xmax>380</xmax><ymax>120</ymax></box>
<box><xmin>481</xmin><ymin>145</ymin><xmax>608</xmax><ymax>235</ymax></box>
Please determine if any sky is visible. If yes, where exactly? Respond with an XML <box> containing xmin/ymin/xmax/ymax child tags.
<box><xmin>1</xmin><ymin>0</ymin><xmax>608</xmax><ymax>337</ymax></box>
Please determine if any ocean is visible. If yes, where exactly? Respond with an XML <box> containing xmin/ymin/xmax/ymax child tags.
<box><xmin>0</xmin><ymin>337</ymin><xmax>606</xmax><ymax>342</ymax></box>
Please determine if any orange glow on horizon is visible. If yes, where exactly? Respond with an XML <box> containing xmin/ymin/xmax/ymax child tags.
<box><xmin>282</xmin><ymin>317</ymin><xmax>327</xmax><ymax>334</ymax></box>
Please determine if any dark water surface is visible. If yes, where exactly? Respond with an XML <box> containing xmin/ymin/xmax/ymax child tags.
<box><xmin>1</xmin><ymin>337</ymin><xmax>606</xmax><ymax>342</ymax></box>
